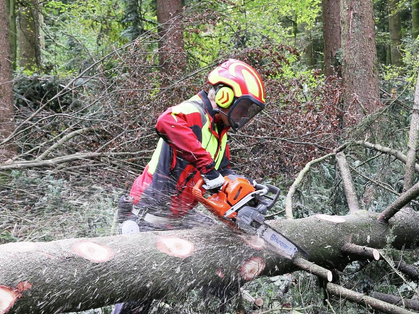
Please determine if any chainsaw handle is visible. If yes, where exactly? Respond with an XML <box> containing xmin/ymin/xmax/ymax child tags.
<box><xmin>192</xmin><ymin>178</ymin><xmax>206</xmax><ymax>204</ymax></box>
<box><xmin>255</xmin><ymin>183</ymin><xmax>280</xmax><ymax>210</ymax></box>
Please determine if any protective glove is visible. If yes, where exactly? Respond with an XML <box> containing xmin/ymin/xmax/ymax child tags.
<box><xmin>117</xmin><ymin>195</ymin><xmax>134</xmax><ymax>223</ymax></box>
<box><xmin>202</xmin><ymin>169</ymin><xmax>225</xmax><ymax>191</ymax></box>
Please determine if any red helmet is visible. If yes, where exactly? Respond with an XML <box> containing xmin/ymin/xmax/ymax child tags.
<box><xmin>208</xmin><ymin>59</ymin><xmax>266</xmax><ymax>105</ymax></box>
<box><xmin>208</xmin><ymin>59</ymin><xmax>266</xmax><ymax>130</ymax></box>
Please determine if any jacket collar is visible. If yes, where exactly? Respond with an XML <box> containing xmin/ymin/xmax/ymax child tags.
<box><xmin>198</xmin><ymin>90</ymin><xmax>216</xmax><ymax>118</ymax></box>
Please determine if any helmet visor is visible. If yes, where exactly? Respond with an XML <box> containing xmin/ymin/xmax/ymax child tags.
<box><xmin>228</xmin><ymin>96</ymin><xmax>265</xmax><ymax>131</ymax></box>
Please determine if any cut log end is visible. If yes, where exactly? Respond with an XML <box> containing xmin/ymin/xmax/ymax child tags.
<box><xmin>314</xmin><ymin>214</ymin><xmax>346</xmax><ymax>223</ymax></box>
<box><xmin>0</xmin><ymin>282</ymin><xmax>32</xmax><ymax>313</ymax></box>
<box><xmin>327</xmin><ymin>270</ymin><xmax>333</xmax><ymax>282</ymax></box>
<box><xmin>71</xmin><ymin>241</ymin><xmax>115</xmax><ymax>263</ymax></box>
<box><xmin>240</xmin><ymin>257</ymin><xmax>266</xmax><ymax>281</ymax></box>
<box><xmin>372</xmin><ymin>249</ymin><xmax>380</xmax><ymax>261</ymax></box>
<box><xmin>0</xmin><ymin>286</ymin><xmax>17</xmax><ymax>313</ymax></box>
<box><xmin>156</xmin><ymin>236</ymin><xmax>194</xmax><ymax>258</ymax></box>
<box><xmin>254</xmin><ymin>297</ymin><xmax>264</xmax><ymax>307</ymax></box>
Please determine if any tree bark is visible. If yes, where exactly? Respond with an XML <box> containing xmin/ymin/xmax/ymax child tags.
<box><xmin>388</xmin><ymin>0</ymin><xmax>402</xmax><ymax>66</ymax></box>
<box><xmin>340</xmin><ymin>0</ymin><xmax>380</xmax><ymax>124</ymax></box>
<box><xmin>372</xmin><ymin>292</ymin><xmax>419</xmax><ymax>311</ymax></box>
<box><xmin>403</xmin><ymin>72</ymin><xmax>419</xmax><ymax>191</ymax></box>
<box><xmin>6</xmin><ymin>0</ymin><xmax>17</xmax><ymax>70</ymax></box>
<box><xmin>156</xmin><ymin>0</ymin><xmax>185</xmax><ymax>82</ymax></box>
<box><xmin>322</xmin><ymin>0</ymin><xmax>341</xmax><ymax>76</ymax></box>
<box><xmin>1</xmin><ymin>208</ymin><xmax>418</xmax><ymax>313</ymax></box>
<box><xmin>336</xmin><ymin>152</ymin><xmax>360</xmax><ymax>212</ymax></box>
<box><xmin>17</xmin><ymin>0</ymin><xmax>41</xmax><ymax>71</ymax></box>
<box><xmin>0</xmin><ymin>0</ymin><xmax>15</xmax><ymax>162</ymax></box>
<box><xmin>413</xmin><ymin>0</ymin><xmax>419</xmax><ymax>39</ymax></box>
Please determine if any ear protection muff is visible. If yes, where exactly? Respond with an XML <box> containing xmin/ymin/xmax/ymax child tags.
<box><xmin>215</xmin><ymin>86</ymin><xmax>235</xmax><ymax>108</ymax></box>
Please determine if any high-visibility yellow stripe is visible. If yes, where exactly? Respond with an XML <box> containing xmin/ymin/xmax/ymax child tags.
<box><xmin>215</xmin><ymin>133</ymin><xmax>227</xmax><ymax>169</ymax></box>
<box><xmin>148</xmin><ymin>100</ymin><xmax>228</xmax><ymax>174</ymax></box>
<box><xmin>148</xmin><ymin>138</ymin><xmax>164</xmax><ymax>175</ymax></box>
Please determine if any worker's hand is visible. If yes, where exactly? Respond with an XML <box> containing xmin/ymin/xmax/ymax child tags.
<box><xmin>202</xmin><ymin>169</ymin><xmax>225</xmax><ymax>191</ymax></box>
<box><xmin>117</xmin><ymin>195</ymin><xmax>134</xmax><ymax>223</ymax></box>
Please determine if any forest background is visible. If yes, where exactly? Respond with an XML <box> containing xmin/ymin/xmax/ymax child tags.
<box><xmin>1</xmin><ymin>0</ymin><xmax>419</xmax><ymax>313</ymax></box>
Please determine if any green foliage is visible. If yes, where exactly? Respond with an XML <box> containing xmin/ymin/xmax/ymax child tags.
<box><xmin>13</xmin><ymin>73</ymin><xmax>82</xmax><ymax>112</ymax></box>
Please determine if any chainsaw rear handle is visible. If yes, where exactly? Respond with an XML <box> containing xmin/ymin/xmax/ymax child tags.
<box><xmin>254</xmin><ymin>183</ymin><xmax>280</xmax><ymax>210</ymax></box>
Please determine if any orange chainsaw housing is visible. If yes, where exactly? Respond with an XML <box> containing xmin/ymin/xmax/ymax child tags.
<box><xmin>192</xmin><ymin>176</ymin><xmax>255</xmax><ymax>219</ymax></box>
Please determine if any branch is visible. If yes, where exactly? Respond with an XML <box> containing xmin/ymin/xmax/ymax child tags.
<box><xmin>0</xmin><ymin>150</ymin><xmax>151</xmax><ymax>170</ymax></box>
<box><xmin>378</xmin><ymin>182</ymin><xmax>419</xmax><ymax>223</ymax></box>
<box><xmin>336</xmin><ymin>152</ymin><xmax>360</xmax><ymax>212</ymax></box>
<box><xmin>326</xmin><ymin>283</ymin><xmax>415</xmax><ymax>314</ymax></box>
<box><xmin>36</xmin><ymin>127</ymin><xmax>98</xmax><ymax>160</ymax></box>
<box><xmin>355</xmin><ymin>141</ymin><xmax>419</xmax><ymax>172</ymax></box>
<box><xmin>371</xmin><ymin>292</ymin><xmax>419</xmax><ymax>312</ymax></box>
<box><xmin>341</xmin><ymin>243</ymin><xmax>380</xmax><ymax>260</ymax></box>
<box><xmin>285</xmin><ymin>152</ymin><xmax>336</xmax><ymax>219</ymax></box>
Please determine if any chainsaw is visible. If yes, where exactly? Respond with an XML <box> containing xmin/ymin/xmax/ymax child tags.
<box><xmin>192</xmin><ymin>176</ymin><xmax>307</xmax><ymax>260</ymax></box>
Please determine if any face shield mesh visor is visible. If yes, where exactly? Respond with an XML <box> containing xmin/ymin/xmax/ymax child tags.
<box><xmin>228</xmin><ymin>97</ymin><xmax>265</xmax><ymax>131</ymax></box>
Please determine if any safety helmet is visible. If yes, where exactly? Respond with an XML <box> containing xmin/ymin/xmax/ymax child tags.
<box><xmin>208</xmin><ymin>59</ymin><xmax>266</xmax><ymax>131</ymax></box>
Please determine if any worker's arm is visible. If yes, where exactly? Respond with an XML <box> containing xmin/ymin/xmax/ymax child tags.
<box><xmin>155</xmin><ymin>107</ymin><xmax>216</xmax><ymax>174</ymax></box>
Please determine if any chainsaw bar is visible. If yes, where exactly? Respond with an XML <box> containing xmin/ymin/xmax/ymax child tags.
<box><xmin>257</xmin><ymin>223</ymin><xmax>306</xmax><ymax>259</ymax></box>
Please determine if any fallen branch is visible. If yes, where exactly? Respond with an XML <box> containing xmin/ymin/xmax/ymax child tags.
<box><xmin>355</xmin><ymin>141</ymin><xmax>419</xmax><ymax>172</ymax></box>
<box><xmin>36</xmin><ymin>127</ymin><xmax>98</xmax><ymax>160</ymax></box>
<box><xmin>378</xmin><ymin>182</ymin><xmax>419</xmax><ymax>223</ymax></box>
<box><xmin>341</xmin><ymin>243</ymin><xmax>380</xmax><ymax>260</ymax></box>
<box><xmin>336</xmin><ymin>152</ymin><xmax>360</xmax><ymax>213</ymax></box>
<box><xmin>1</xmin><ymin>208</ymin><xmax>418</xmax><ymax>313</ymax></box>
<box><xmin>285</xmin><ymin>152</ymin><xmax>336</xmax><ymax>219</ymax></box>
<box><xmin>371</xmin><ymin>292</ymin><xmax>419</xmax><ymax>312</ymax></box>
<box><xmin>0</xmin><ymin>150</ymin><xmax>151</xmax><ymax>170</ymax></box>
<box><xmin>326</xmin><ymin>283</ymin><xmax>415</xmax><ymax>314</ymax></box>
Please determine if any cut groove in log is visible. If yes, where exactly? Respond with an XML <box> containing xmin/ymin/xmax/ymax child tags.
<box><xmin>239</xmin><ymin>234</ymin><xmax>266</xmax><ymax>250</ymax></box>
<box><xmin>156</xmin><ymin>236</ymin><xmax>194</xmax><ymax>258</ymax></box>
<box><xmin>71</xmin><ymin>241</ymin><xmax>115</xmax><ymax>263</ymax></box>
<box><xmin>314</xmin><ymin>214</ymin><xmax>346</xmax><ymax>223</ymax></box>
<box><xmin>293</xmin><ymin>257</ymin><xmax>333</xmax><ymax>282</ymax></box>
<box><xmin>341</xmin><ymin>243</ymin><xmax>380</xmax><ymax>260</ymax></box>
<box><xmin>240</xmin><ymin>257</ymin><xmax>266</xmax><ymax>281</ymax></box>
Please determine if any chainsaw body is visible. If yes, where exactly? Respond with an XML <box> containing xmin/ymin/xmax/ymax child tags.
<box><xmin>193</xmin><ymin>176</ymin><xmax>307</xmax><ymax>259</ymax></box>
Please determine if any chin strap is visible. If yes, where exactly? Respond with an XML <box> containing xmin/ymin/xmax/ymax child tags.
<box><xmin>213</xmin><ymin>107</ymin><xmax>227</xmax><ymax>117</ymax></box>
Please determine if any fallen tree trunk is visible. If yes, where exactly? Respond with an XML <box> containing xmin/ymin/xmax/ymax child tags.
<box><xmin>1</xmin><ymin>208</ymin><xmax>418</xmax><ymax>313</ymax></box>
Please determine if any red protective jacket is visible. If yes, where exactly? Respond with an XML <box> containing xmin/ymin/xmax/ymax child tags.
<box><xmin>130</xmin><ymin>91</ymin><xmax>234</xmax><ymax>216</ymax></box>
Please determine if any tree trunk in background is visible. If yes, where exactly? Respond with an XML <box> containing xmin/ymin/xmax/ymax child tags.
<box><xmin>322</xmin><ymin>0</ymin><xmax>341</xmax><ymax>77</ymax></box>
<box><xmin>156</xmin><ymin>0</ymin><xmax>185</xmax><ymax>82</ymax></box>
<box><xmin>0</xmin><ymin>0</ymin><xmax>15</xmax><ymax>162</ymax></box>
<box><xmin>303</xmin><ymin>28</ymin><xmax>316</xmax><ymax>68</ymax></box>
<box><xmin>402</xmin><ymin>73</ymin><xmax>419</xmax><ymax>191</ymax></box>
<box><xmin>413</xmin><ymin>0</ymin><xmax>419</xmax><ymax>39</ymax></box>
<box><xmin>388</xmin><ymin>0</ymin><xmax>402</xmax><ymax>66</ymax></box>
<box><xmin>17</xmin><ymin>0</ymin><xmax>41</xmax><ymax>71</ymax></box>
<box><xmin>1</xmin><ymin>209</ymin><xmax>418</xmax><ymax>313</ymax></box>
<box><xmin>6</xmin><ymin>0</ymin><xmax>17</xmax><ymax>70</ymax></box>
<box><xmin>340</xmin><ymin>0</ymin><xmax>380</xmax><ymax>125</ymax></box>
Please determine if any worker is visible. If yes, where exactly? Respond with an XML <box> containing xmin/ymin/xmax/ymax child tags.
<box><xmin>112</xmin><ymin>59</ymin><xmax>266</xmax><ymax>314</ymax></box>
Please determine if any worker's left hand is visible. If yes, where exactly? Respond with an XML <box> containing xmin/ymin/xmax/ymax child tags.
<box><xmin>202</xmin><ymin>169</ymin><xmax>225</xmax><ymax>191</ymax></box>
